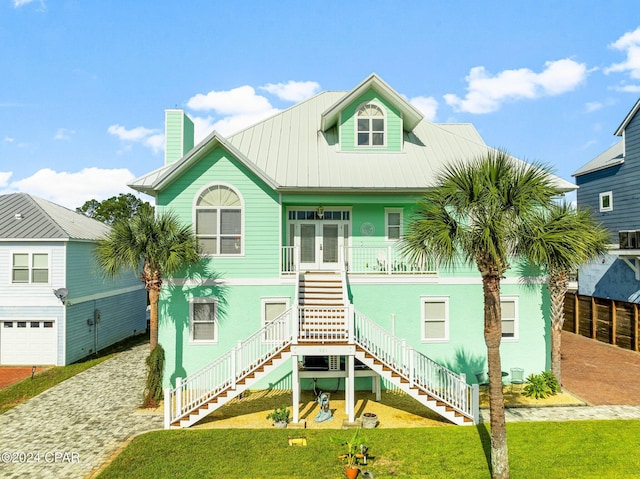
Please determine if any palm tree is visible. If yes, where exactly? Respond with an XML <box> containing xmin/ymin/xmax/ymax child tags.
<box><xmin>403</xmin><ymin>149</ymin><xmax>557</xmax><ymax>479</ymax></box>
<box><xmin>95</xmin><ymin>208</ymin><xmax>201</xmax><ymax>351</ymax></box>
<box><xmin>520</xmin><ymin>202</ymin><xmax>608</xmax><ymax>385</ymax></box>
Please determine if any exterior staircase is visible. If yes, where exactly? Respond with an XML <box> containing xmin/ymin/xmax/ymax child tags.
<box><xmin>164</xmin><ymin>271</ymin><xmax>478</xmax><ymax>428</ymax></box>
<box><xmin>299</xmin><ymin>271</ymin><xmax>345</xmax><ymax>307</ymax></box>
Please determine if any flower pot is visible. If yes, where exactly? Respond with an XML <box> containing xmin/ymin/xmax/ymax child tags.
<box><xmin>361</xmin><ymin>412</ymin><xmax>377</xmax><ymax>428</ymax></box>
<box><xmin>273</xmin><ymin>421</ymin><xmax>288</xmax><ymax>428</ymax></box>
<box><xmin>345</xmin><ymin>466</ymin><xmax>360</xmax><ymax>479</ymax></box>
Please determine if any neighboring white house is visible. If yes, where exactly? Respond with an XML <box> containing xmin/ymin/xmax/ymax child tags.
<box><xmin>0</xmin><ymin>193</ymin><xmax>147</xmax><ymax>366</ymax></box>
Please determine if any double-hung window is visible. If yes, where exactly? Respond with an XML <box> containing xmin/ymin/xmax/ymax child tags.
<box><xmin>599</xmin><ymin>191</ymin><xmax>613</xmax><ymax>212</ymax></box>
<box><xmin>385</xmin><ymin>208</ymin><xmax>403</xmax><ymax>241</ymax></box>
<box><xmin>421</xmin><ymin>296</ymin><xmax>449</xmax><ymax>342</ymax></box>
<box><xmin>190</xmin><ymin>297</ymin><xmax>218</xmax><ymax>343</ymax></box>
<box><xmin>356</xmin><ymin>103</ymin><xmax>385</xmax><ymax>147</ymax></box>
<box><xmin>196</xmin><ymin>185</ymin><xmax>243</xmax><ymax>255</ymax></box>
<box><xmin>501</xmin><ymin>296</ymin><xmax>518</xmax><ymax>340</ymax></box>
<box><xmin>262</xmin><ymin>297</ymin><xmax>289</xmax><ymax>343</ymax></box>
<box><xmin>12</xmin><ymin>253</ymin><xmax>49</xmax><ymax>284</ymax></box>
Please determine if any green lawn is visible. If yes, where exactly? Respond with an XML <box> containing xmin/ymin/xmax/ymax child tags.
<box><xmin>0</xmin><ymin>333</ymin><xmax>148</xmax><ymax>415</ymax></box>
<box><xmin>97</xmin><ymin>420</ymin><xmax>640</xmax><ymax>479</ymax></box>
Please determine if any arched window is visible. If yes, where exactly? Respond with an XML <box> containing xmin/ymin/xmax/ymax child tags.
<box><xmin>356</xmin><ymin>103</ymin><xmax>385</xmax><ymax>146</ymax></box>
<box><xmin>195</xmin><ymin>185</ymin><xmax>243</xmax><ymax>255</ymax></box>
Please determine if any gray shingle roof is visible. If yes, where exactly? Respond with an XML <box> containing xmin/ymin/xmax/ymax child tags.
<box><xmin>572</xmin><ymin>141</ymin><xmax>624</xmax><ymax>177</ymax></box>
<box><xmin>0</xmin><ymin>193</ymin><xmax>110</xmax><ymax>241</ymax></box>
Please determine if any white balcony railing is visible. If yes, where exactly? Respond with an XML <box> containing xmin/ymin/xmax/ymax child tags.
<box><xmin>280</xmin><ymin>245</ymin><xmax>438</xmax><ymax>275</ymax></box>
<box><xmin>345</xmin><ymin>246</ymin><xmax>437</xmax><ymax>275</ymax></box>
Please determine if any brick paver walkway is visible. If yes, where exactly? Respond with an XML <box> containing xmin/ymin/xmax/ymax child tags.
<box><xmin>0</xmin><ymin>343</ymin><xmax>162</xmax><ymax>479</ymax></box>
<box><xmin>561</xmin><ymin>331</ymin><xmax>640</xmax><ymax>405</ymax></box>
<box><xmin>0</xmin><ymin>367</ymin><xmax>47</xmax><ymax>389</ymax></box>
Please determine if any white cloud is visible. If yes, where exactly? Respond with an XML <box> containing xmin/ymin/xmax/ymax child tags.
<box><xmin>107</xmin><ymin>124</ymin><xmax>163</xmax><ymax>154</ymax></box>
<box><xmin>190</xmin><ymin>116</ymin><xmax>216</xmax><ymax>144</ymax></box>
<box><xmin>186</xmin><ymin>85</ymin><xmax>281</xmax><ymax>136</ymax></box>
<box><xmin>260</xmin><ymin>81</ymin><xmax>321</xmax><ymax>102</ymax></box>
<box><xmin>54</xmin><ymin>128</ymin><xmax>75</xmax><ymax>140</ymax></box>
<box><xmin>444</xmin><ymin>59</ymin><xmax>588</xmax><ymax>114</ymax></box>
<box><xmin>108</xmin><ymin>124</ymin><xmax>155</xmax><ymax>141</ymax></box>
<box><xmin>13</xmin><ymin>0</ymin><xmax>45</xmax><ymax>9</ymax></box>
<box><xmin>585</xmin><ymin>102</ymin><xmax>603</xmax><ymax>112</ymax></box>
<box><xmin>3</xmin><ymin>137</ymin><xmax>14</xmax><ymax>143</ymax></box>
<box><xmin>1</xmin><ymin>167</ymin><xmax>136</xmax><ymax>209</ymax></box>
<box><xmin>613</xmin><ymin>84</ymin><xmax>640</xmax><ymax>93</ymax></box>
<box><xmin>186</xmin><ymin>85</ymin><xmax>274</xmax><ymax>115</ymax></box>
<box><xmin>605</xmin><ymin>27</ymin><xmax>640</xmax><ymax>79</ymax></box>
<box><xmin>0</xmin><ymin>172</ymin><xmax>12</xmax><ymax>187</ymax></box>
<box><xmin>409</xmin><ymin>96</ymin><xmax>438</xmax><ymax>121</ymax></box>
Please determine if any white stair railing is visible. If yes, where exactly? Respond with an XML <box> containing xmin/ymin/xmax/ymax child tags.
<box><xmin>353</xmin><ymin>309</ymin><xmax>477</xmax><ymax>422</ymax></box>
<box><xmin>164</xmin><ymin>307</ymin><xmax>294</xmax><ymax>428</ymax></box>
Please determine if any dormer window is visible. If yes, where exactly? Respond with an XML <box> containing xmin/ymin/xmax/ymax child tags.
<box><xmin>356</xmin><ymin>103</ymin><xmax>385</xmax><ymax>147</ymax></box>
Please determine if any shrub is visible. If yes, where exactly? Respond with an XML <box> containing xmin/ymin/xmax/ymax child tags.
<box><xmin>541</xmin><ymin>371</ymin><xmax>561</xmax><ymax>394</ymax></box>
<box><xmin>523</xmin><ymin>373</ymin><xmax>552</xmax><ymax>399</ymax></box>
<box><xmin>266</xmin><ymin>405</ymin><xmax>290</xmax><ymax>424</ymax></box>
<box><xmin>143</xmin><ymin>344</ymin><xmax>165</xmax><ymax>408</ymax></box>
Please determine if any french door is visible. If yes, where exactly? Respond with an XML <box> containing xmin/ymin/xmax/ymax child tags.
<box><xmin>298</xmin><ymin>222</ymin><xmax>341</xmax><ymax>270</ymax></box>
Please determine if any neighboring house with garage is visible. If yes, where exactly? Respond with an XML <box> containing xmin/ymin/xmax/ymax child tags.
<box><xmin>0</xmin><ymin>192</ymin><xmax>147</xmax><ymax>366</ymax></box>
<box><xmin>573</xmin><ymin>97</ymin><xmax>640</xmax><ymax>303</ymax></box>
<box><xmin>130</xmin><ymin>73</ymin><xmax>575</xmax><ymax>428</ymax></box>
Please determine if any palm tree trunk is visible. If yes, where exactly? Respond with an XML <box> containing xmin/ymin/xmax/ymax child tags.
<box><xmin>149</xmin><ymin>287</ymin><xmax>159</xmax><ymax>351</ymax></box>
<box><xmin>483</xmin><ymin>273</ymin><xmax>509</xmax><ymax>479</ymax></box>
<box><xmin>548</xmin><ymin>271</ymin><xmax>567</xmax><ymax>386</ymax></box>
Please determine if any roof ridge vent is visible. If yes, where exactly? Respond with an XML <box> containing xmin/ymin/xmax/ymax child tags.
<box><xmin>14</xmin><ymin>213</ymin><xmax>23</xmax><ymax>220</ymax></box>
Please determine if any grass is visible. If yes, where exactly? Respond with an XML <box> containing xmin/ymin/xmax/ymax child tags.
<box><xmin>97</xmin><ymin>420</ymin><xmax>640</xmax><ymax>479</ymax></box>
<box><xmin>0</xmin><ymin>333</ymin><xmax>148</xmax><ymax>415</ymax></box>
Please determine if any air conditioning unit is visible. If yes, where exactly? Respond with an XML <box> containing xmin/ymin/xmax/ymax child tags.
<box><xmin>328</xmin><ymin>355</ymin><xmax>340</xmax><ymax>371</ymax></box>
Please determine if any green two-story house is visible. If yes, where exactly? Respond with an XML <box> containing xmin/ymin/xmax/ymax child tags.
<box><xmin>130</xmin><ymin>74</ymin><xmax>574</xmax><ymax>428</ymax></box>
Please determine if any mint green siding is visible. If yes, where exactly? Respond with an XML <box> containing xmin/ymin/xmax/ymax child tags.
<box><xmin>158</xmin><ymin>147</ymin><xmax>281</xmax><ymax>278</ymax></box>
<box><xmin>349</xmin><ymin>282</ymin><xmax>549</xmax><ymax>379</ymax></box>
<box><xmin>339</xmin><ymin>89</ymin><xmax>403</xmax><ymax>152</ymax></box>
<box><xmin>160</xmin><ymin>284</ymin><xmax>294</xmax><ymax>387</ymax></box>
<box><xmin>165</xmin><ymin>110</ymin><xmax>194</xmax><ymax>165</ymax></box>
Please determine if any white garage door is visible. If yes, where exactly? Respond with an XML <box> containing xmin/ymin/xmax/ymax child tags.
<box><xmin>0</xmin><ymin>320</ymin><xmax>57</xmax><ymax>365</ymax></box>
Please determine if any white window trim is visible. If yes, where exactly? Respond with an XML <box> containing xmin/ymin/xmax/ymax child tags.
<box><xmin>193</xmin><ymin>182</ymin><xmax>245</xmax><ymax>258</ymax></box>
<box><xmin>599</xmin><ymin>191</ymin><xmax>613</xmax><ymax>212</ymax></box>
<box><xmin>385</xmin><ymin>208</ymin><xmax>403</xmax><ymax>242</ymax></box>
<box><xmin>355</xmin><ymin>101</ymin><xmax>387</xmax><ymax>148</ymax></box>
<box><xmin>261</xmin><ymin>297</ymin><xmax>290</xmax><ymax>343</ymax></box>
<box><xmin>500</xmin><ymin>295</ymin><xmax>519</xmax><ymax>342</ymax></box>
<box><xmin>421</xmin><ymin>296</ymin><xmax>449</xmax><ymax>343</ymax></box>
<box><xmin>10</xmin><ymin>250</ymin><xmax>51</xmax><ymax>285</ymax></box>
<box><xmin>189</xmin><ymin>297</ymin><xmax>218</xmax><ymax>344</ymax></box>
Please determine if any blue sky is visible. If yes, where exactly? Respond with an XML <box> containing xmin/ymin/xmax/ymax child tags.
<box><xmin>1</xmin><ymin>0</ymin><xmax>640</xmax><ymax>208</ymax></box>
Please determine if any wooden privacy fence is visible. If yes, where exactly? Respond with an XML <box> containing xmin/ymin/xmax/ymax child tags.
<box><xmin>563</xmin><ymin>292</ymin><xmax>640</xmax><ymax>352</ymax></box>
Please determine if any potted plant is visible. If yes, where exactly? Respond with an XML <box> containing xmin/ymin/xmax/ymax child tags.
<box><xmin>266</xmin><ymin>405</ymin><xmax>290</xmax><ymax>428</ymax></box>
<box><xmin>331</xmin><ymin>428</ymin><xmax>367</xmax><ymax>479</ymax></box>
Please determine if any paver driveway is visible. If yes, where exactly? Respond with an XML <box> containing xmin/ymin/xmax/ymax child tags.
<box><xmin>0</xmin><ymin>343</ymin><xmax>162</xmax><ymax>479</ymax></box>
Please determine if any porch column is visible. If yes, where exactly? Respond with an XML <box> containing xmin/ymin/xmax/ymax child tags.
<box><xmin>292</xmin><ymin>355</ymin><xmax>300</xmax><ymax>423</ymax></box>
<box><xmin>346</xmin><ymin>354</ymin><xmax>355</xmax><ymax>423</ymax></box>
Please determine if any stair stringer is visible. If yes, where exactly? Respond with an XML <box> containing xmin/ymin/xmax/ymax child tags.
<box><xmin>354</xmin><ymin>348</ymin><xmax>474</xmax><ymax>426</ymax></box>
<box><xmin>173</xmin><ymin>350</ymin><xmax>293</xmax><ymax>429</ymax></box>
